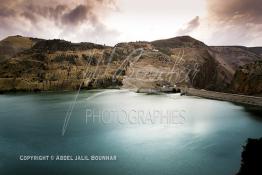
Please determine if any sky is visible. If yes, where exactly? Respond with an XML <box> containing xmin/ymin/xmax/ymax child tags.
<box><xmin>0</xmin><ymin>0</ymin><xmax>262</xmax><ymax>46</ymax></box>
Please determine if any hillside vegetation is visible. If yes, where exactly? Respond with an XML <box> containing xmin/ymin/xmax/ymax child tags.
<box><xmin>0</xmin><ymin>35</ymin><xmax>261</xmax><ymax>95</ymax></box>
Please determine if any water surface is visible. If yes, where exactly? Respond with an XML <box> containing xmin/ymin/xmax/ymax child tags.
<box><xmin>0</xmin><ymin>90</ymin><xmax>262</xmax><ymax>175</ymax></box>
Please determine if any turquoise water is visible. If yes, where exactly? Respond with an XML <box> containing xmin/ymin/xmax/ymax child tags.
<box><xmin>0</xmin><ymin>90</ymin><xmax>262</xmax><ymax>175</ymax></box>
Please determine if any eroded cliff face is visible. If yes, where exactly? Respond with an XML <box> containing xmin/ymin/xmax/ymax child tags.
<box><xmin>230</xmin><ymin>61</ymin><xmax>262</xmax><ymax>95</ymax></box>
<box><xmin>208</xmin><ymin>46</ymin><xmax>262</xmax><ymax>92</ymax></box>
<box><xmin>0</xmin><ymin>35</ymin><xmax>261</xmax><ymax>94</ymax></box>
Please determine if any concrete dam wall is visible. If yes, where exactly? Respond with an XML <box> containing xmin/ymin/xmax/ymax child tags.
<box><xmin>184</xmin><ymin>88</ymin><xmax>262</xmax><ymax>107</ymax></box>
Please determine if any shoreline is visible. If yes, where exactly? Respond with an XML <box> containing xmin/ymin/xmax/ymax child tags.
<box><xmin>1</xmin><ymin>87</ymin><xmax>261</xmax><ymax>107</ymax></box>
<box><xmin>182</xmin><ymin>88</ymin><xmax>262</xmax><ymax>107</ymax></box>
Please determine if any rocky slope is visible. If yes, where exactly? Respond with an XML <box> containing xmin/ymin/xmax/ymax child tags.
<box><xmin>0</xmin><ymin>35</ymin><xmax>261</xmax><ymax>94</ymax></box>
<box><xmin>0</xmin><ymin>35</ymin><xmax>41</xmax><ymax>62</ymax></box>
<box><xmin>0</xmin><ymin>38</ymin><xmax>123</xmax><ymax>91</ymax></box>
<box><xmin>208</xmin><ymin>46</ymin><xmax>261</xmax><ymax>91</ymax></box>
<box><xmin>248</xmin><ymin>47</ymin><xmax>262</xmax><ymax>57</ymax></box>
<box><xmin>118</xmin><ymin>36</ymin><xmax>217</xmax><ymax>91</ymax></box>
<box><xmin>231</xmin><ymin>61</ymin><xmax>262</xmax><ymax>95</ymax></box>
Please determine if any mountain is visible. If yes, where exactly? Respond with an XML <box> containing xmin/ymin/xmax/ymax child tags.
<box><xmin>151</xmin><ymin>36</ymin><xmax>207</xmax><ymax>48</ymax></box>
<box><xmin>0</xmin><ymin>35</ymin><xmax>41</xmax><ymax>62</ymax></box>
<box><xmin>0</xmin><ymin>35</ymin><xmax>261</xmax><ymax>95</ymax></box>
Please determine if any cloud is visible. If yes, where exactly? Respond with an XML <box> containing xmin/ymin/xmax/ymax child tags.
<box><xmin>23</xmin><ymin>4</ymin><xmax>68</xmax><ymax>21</ymax></box>
<box><xmin>206</xmin><ymin>0</ymin><xmax>262</xmax><ymax>46</ymax></box>
<box><xmin>176</xmin><ymin>16</ymin><xmax>200</xmax><ymax>35</ymax></box>
<box><xmin>207</xmin><ymin>0</ymin><xmax>262</xmax><ymax>25</ymax></box>
<box><xmin>0</xmin><ymin>7</ymin><xmax>15</xmax><ymax>17</ymax></box>
<box><xmin>61</xmin><ymin>5</ymin><xmax>90</xmax><ymax>25</ymax></box>
<box><xmin>0</xmin><ymin>0</ymin><xmax>119</xmax><ymax>44</ymax></box>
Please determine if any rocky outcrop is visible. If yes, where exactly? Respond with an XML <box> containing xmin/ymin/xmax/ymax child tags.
<box><xmin>237</xmin><ymin>138</ymin><xmax>262</xmax><ymax>175</ymax></box>
<box><xmin>230</xmin><ymin>61</ymin><xmax>262</xmax><ymax>95</ymax></box>
<box><xmin>208</xmin><ymin>46</ymin><xmax>261</xmax><ymax>92</ymax></box>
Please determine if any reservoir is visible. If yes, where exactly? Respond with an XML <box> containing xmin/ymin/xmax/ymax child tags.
<box><xmin>0</xmin><ymin>90</ymin><xmax>262</xmax><ymax>175</ymax></box>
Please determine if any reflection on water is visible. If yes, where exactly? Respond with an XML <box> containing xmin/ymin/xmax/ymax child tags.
<box><xmin>0</xmin><ymin>90</ymin><xmax>262</xmax><ymax>175</ymax></box>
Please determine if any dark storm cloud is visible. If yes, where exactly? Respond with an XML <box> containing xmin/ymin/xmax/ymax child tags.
<box><xmin>0</xmin><ymin>0</ymin><xmax>118</xmax><ymax>42</ymax></box>
<box><xmin>24</xmin><ymin>4</ymin><xmax>68</xmax><ymax>20</ymax></box>
<box><xmin>206</xmin><ymin>0</ymin><xmax>262</xmax><ymax>46</ymax></box>
<box><xmin>62</xmin><ymin>5</ymin><xmax>94</xmax><ymax>25</ymax></box>
<box><xmin>0</xmin><ymin>7</ymin><xmax>15</xmax><ymax>17</ymax></box>
<box><xmin>207</xmin><ymin>0</ymin><xmax>262</xmax><ymax>24</ymax></box>
<box><xmin>0</xmin><ymin>0</ymin><xmax>116</xmax><ymax>26</ymax></box>
<box><xmin>177</xmin><ymin>16</ymin><xmax>200</xmax><ymax>35</ymax></box>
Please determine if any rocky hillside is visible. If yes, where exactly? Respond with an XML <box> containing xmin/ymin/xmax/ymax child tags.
<box><xmin>0</xmin><ymin>35</ymin><xmax>261</xmax><ymax>94</ymax></box>
<box><xmin>151</xmin><ymin>36</ymin><xmax>207</xmax><ymax>48</ymax></box>
<box><xmin>208</xmin><ymin>46</ymin><xmax>261</xmax><ymax>91</ymax></box>
<box><xmin>117</xmin><ymin>36</ymin><xmax>218</xmax><ymax>91</ymax></box>
<box><xmin>248</xmin><ymin>47</ymin><xmax>262</xmax><ymax>57</ymax></box>
<box><xmin>0</xmin><ymin>35</ymin><xmax>41</xmax><ymax>62</ymax></box>
<box><xmin>231</xmin><ymin>61</ymin><xmax>262</xmax><ymax>95</ymax></box>
<box><xmin>0</xmin><ymin>37</ymin><xmax>122</xmax><ymax>92</ymax></box>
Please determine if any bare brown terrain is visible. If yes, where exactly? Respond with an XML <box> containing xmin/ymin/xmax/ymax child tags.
<box><xmin>0</xmin><ymin>35</ymin><xmax>261</xmax><ymax>96</ymax></box>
